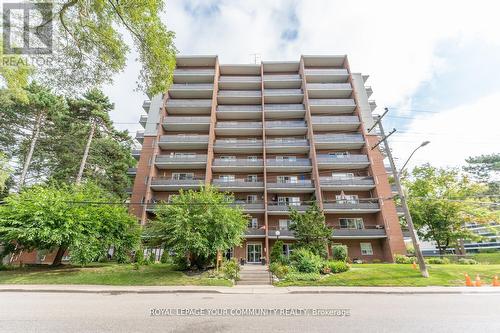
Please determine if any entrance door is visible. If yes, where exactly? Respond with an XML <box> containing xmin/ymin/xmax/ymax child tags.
<box><xmin>247</xmin><ymin>244</ymin><xmax>262</xmax><ymax>263</ymax></box>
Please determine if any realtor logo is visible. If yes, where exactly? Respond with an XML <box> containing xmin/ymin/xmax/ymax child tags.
<box><xmin>2</xmin><ymin>2</ymin><xmax>53</xmax><ymax>54</ymax></box>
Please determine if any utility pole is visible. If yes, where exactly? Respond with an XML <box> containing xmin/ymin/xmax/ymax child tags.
<box><xmin>376</xmin><ymin>115</ymin><xmax>429</xmax><ymax>278</ymax></box>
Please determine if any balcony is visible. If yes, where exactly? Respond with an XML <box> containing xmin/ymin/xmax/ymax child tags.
<box><xmin>212</xmin><ymin>179</ymin><xmax>264</xmax><ymax>192</ymax></box>
<box><xmin>212</xmin><ymin>158</ymin><xmax>264</xmax><ymax>172</ymax></box>
<box><xmin>268</xmin><ymin>229</ymin><xmax>296</xmax><ymax>239</ymax></box>
<box><xmin>173</xmin><ymin>68</ymin><xmax>215</xmax><ymax>83</ymax></box>
<box><xmin>267</xmin><ymin>180</ymin><xmax>315</xmax><ymax>193</ymax></box>
<box><xmin>307</xmin><ymin>83</ymin><xmax>352</xmax><ymax>99</ymax></box>
<box><xmin>365</xmin><ymin>86</ymin><xmax>373</xmax><ymax>97</ymax></box>
<box><xmin>265</xmin><ymin>120</ymin><xmax>307</xmax><ymax>135</ymax></box>
<box><xmin>142</xmin><ymin>100</ymin><xmax>151</xmax><ymax>112</ymax></box>
<box><xmin>314</xmin><ymin>133</ymin><xmax>365</xmax><ymax>149</ymax></box>
<box><xmin>369</xmin><ymin>100</ymin><xmax>377</xmax><ymax>111</ymax></box>
<box><xmin>264</xmin><ymin>89</ymin><xmax>303</xmax><ymax>104</ymax></box>
<box><xmin>264</xmin><ymin>104</ymin><xmax>305</xmax><ymax>119</ymax></box>
<box><xmin>265</xmin><ymin>139</ymin><xmax>309</xmax><ymax>153</ymax></box>
<box><xmin>150</xmin><ymin>177</ymin><xmax>205</xmax><ymax>191</ymax></box>
<box><xmin>320</xmin><ymin>176</ymin><xmax>376</xmax><ymax>191</ymax></box>
<box><xmin>311</xmin><ymin>116</ymin><xmax>360</xmax><ymax>131</ymax></box>
<box><xmin>216</xmin><ymin>105</ymin><xmax>262</xmax><ymax>120</ymax></box>
<box><xmin>217</xmin><ymin>90</ymin><xmax>261</xmax><ymax>105</ymax></box>
<box><xmin>267</xmin><ymin>202</ymin><xmax>310</xmax><ymax>215</ymax></box>
<box><xmin>155</xmin><ymin>154</ymin><xmax>207</xmax><ymax>169</ymax></box>
<box><xmin>266</xmin><ymin>158</ymin><xmax>312</xmax><ymax>172</ymax></box>
<box><xmin>308</xmin><ymin>99</ymin><xmax>356</xmax><ymax>114</ymax></box>
<box><xmin>304</xmin><ymin>68</ymin><xmax>349</xmax><ymax>83</ymax></box>
<box><xmin>245</xmin><ymin>228</ymin><xmax>266</xmax><ymax>238</ymax></box>
<box><xmin>132</xmin><ymin>149</ymin><xmax>141</xmax><ymax>160</ymax></box>
<box><xmin>232</xmin><ymin>200</ymin><xmax>266</xmax><ymax>213</ymax></box>
<box><xmin>165</xmin><ymin>99</ymin><xmax>212</xmax><ymax>114</ymax></box>
<box><xmin>162</xmin><ymin>116</ymin><xmax>211</xmax><ymax>131</ymax></box>
<box><xmin>215</xmin><ymin>121</ymin><xmax>262</xmax><ymax>135</ymax></box>
<box><xmin>263</xmin><ymin>74</ymin><xmax>302</xmax><ymax>89</ymax></box>
<box><xmin>168</xmin><ymin>83</ymin><xmax>213</xmax><ymax>98</ymax></box>
<box><xmin>126</xmin><ymin>167</ymin><xmax>137</xmax><ymax>176</ymax></box>
<box><xmin>332</xmin><ymin>226</ymin><xmax>387</xmax><ymax>239</ymax></box>
<box><xmin>214</xmin><ymin>139</ymin><xmax>263</xmax><ymax>153</ymax></box>
<box><xmin>139</xmin><ymin>115</ymin><xmax>148</xmax><ymax>127</ymax></box>
<box><xmin>323</xmin><ymin>198</ymin><xmax>381</xmax><ymax>214</ymax></box>
<box><xmin>316</xmin><ymin>154</ymin><xmax>370</xmax><ymax>170</ymax></box>
<box><xmin>158</xmin><ymin>135</ymin><xmax>209</xmax><ymax>150</ymax></box>
<box><xmin>218</xmin><ymin>76</ymin><xmax>261</xmax><ymax>90</ymax></box>
<box><xmin>135</xmin><ymin>131</ymin><xmax>144</xmax><ymax>144</ymax></box>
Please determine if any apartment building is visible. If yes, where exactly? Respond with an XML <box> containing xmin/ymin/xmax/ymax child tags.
<box><xmin>129</xmin><ymin>55</ymin><xmax>406</xmax><ymax>263</ymax></box>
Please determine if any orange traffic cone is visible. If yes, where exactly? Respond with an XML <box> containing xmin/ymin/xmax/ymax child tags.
<box><xmin>465</xmin><ymin>273</ymin><xmax>473</xmax><ymax>287</ymax></box>
<box><xmin>475</xmin><ymin>274</ymin><xmax>482</xmax><ymax>287</ymax></box>
<box><xmin>412</xmin><ymin>261</ymin><xmax>417</xmax><ymax>270</ymax></box>
<box><xmin>493</xmin><ymin>275</ymin><xmax>500</xmax><ymax>287</ymax></box>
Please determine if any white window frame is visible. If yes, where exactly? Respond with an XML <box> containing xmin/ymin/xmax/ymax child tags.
<box><xmin>335</xmin><ymin>194</ymin><xmax>359</xmax><ymax>204</ymax></box>
<box><xmin>219</xmin><ymin>174</ymin><xmax>235</xmax><ymax>182</ymax></box>
<box><xmin>282</xmin><ymin>243</ymin><xmax>294</xmax><ymax>257</ymax></box>
<box><xmin>360</xmin><ymin>242</ymin><xmax>373</xmax><ymax>255</ymax></box>
<box><xmin>172</xmin><ymin>173</ymin><xmax>194</xmax><ymax>180</ymax></box>
<box><xmin>277</xmin><ymin>176</ymin><xmax>298</xmax><ymax>184</ymax></box>
<box><xmin>339</xmin><ymin>218</ymin><xmax>364</xmax><ymax>230</ymax></box>
<box><xmin>248</xmin><ymin>218</ymin><xmax>258</xmax><ymax>229</ymax></box>
<box><xmin>332</xmin><ymin>172</ymin><xmax>354</xmax><ymax>179</ymax></box>
<box><xmin>246</xmin><ymin>195</ymin><xmax>258</xmax><ymax>203</ymax></box>
<box><xmin>247</xmin><ymin>175</ymin><xmax>258</xmax><ymax>183</ymax></box>
<box><xmin>278</xmin><ymin>197</ymin><xmax>301</xmax><ymax>206</ymax></box>
<box><xmin>279</xmin><ymin>219</ymin><xmax>291</xmax><ymax>231</ymax></box>
<box><xmin>220</xmin><ymin>155</ymin><xmax>236</xmax><ymax>161</ymax></box>
<box><xmin>247</xmin><ymin>156</ymin><xmax>258</xmax><ymax>161</ymax></box>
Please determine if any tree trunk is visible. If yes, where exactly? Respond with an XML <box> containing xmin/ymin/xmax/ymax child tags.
<box><xmin>18</xmin><ymin>111</ymin><xmax>45</xmax><ymax>189</ymax></box>
<box><xmin>75</xmin><ymin>120</ymin><xmax>96</xmax><ymax>185</ymax></box>
<box><xmin>51</xmin><ymin>246</ymin><xmax>67</xmax><ymax>267</ymax></box>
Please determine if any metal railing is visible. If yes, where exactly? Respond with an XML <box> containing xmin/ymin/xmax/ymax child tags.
<box><xmin>127</xmin><ymin>167</ymin><xmax>137</xmax><ymax>175</ymax></box>
<box><xmin>267</xmin><ymin>202</ymin><xmax>311</xmax><ymax>212</ymax></box>
<box><xmin>166</xmin><ymin>99</ymin><xmax>212</xmax><ymax>107</ymax></box>
<box><xmin>264</xmin><ymin>89</ymin><xmax>303</xmax><ymax>95</ymax></box>
<box><xmin>159</xmin><ymin>135</ymin><xmax>209</xmax><ymax>143</ymax></box>
<box><xmin>320</xmin><ymin>176</ymin><xmax>375</xmax><ymax>186</ymax></box>
<box><xmin>311</xmin><ymin>116</ymin><xmax>359</xmax><ymax>123</ymax></box>
<box><xmin>308</xmin><ymin>99</ymin><xmax>356</xmax><ymax>106</ymax></box>
<box><xmin>217</xmin><ymin>105</ymin><xmax>262</xmax><ymax>111</ymax></box>
<box><xmin>266</xmin><ymin>139</ymin><xmax>308</xmax><ymax>146</ymax></box>
<box><xmin>215</xmin><ymin>139</ymin><xmax>263</xmax><ymax>147</ymax></box>
<box><xmin>219</xmin><ymin>76</ymin><xmax>261</xmax><ymax>82</ymax></box>
<box><xmin>155</xmin><ymin>155</ymin><xmax>207</xmax><ymax>163</ymax></box>
<box><xmin>267</xmin><ymin>180</ymin><xmax>314</xmax><ymax>188</ymax></box>
<box><xmin>305</xmin><ymin>68</ymin><xmax>349</xmax><ymax>75</ymax></box>
<box><xmin>307</xmin><ymin>83</ymin><xmax>352</xmax><ymax>89</ymax></box>
<box><xmin>264</xmin><ymin>104</ymin><xmax>305</xmax><ymax>110</ymax></box>
<box><xmin>164</xmin><ymin>116</ymin><xmax>211</xmax><ymax>123</ymax></box>
<box><xmin>170</xmin><ymin>83</ymin><xmax>213</xmax><ymax>90</ymax></box>
<box><xmin>266</xmin><ymin>158</ymin><xmax>311</xmax><ymax>166</ymax></box>
<box><xmin>314</xmin><ymin>133</ymin><xmax>364</xmax><ymax>142</ymax></box>
<box><xmin>213</xmin><ymin>179</ymin><xmax>264</xmax><ymax>187</ymax></box>
<box><xmin>263</xmin><ymin>74</ymin><xmax>301</xmax><ymax>81</ymax></box>
<box><xmin>218</xmin><ymin>90</ymin><xmax>262</xmax><ymax>97</ymax></box>
<box><xmin>174</xmin><ymin>68</ymin><xmax>215</xmax><ymax>74</ymax></box>
<box><xmin>316</xmin><ymin>154</ymin><xmax>369</xmax><ymax>163</ymax></box>
<box><xmin>265</xmin><ymin>121</ymin><xmax>306</xmax><ymax>128</ymax></box>
<box><xmin>323</xmin><ymin>198</ymin><xmax>380</xmax><ymax>210</ymax></box>
<box><xmin>151</xmin><ymin>177</ymin><xmax>205</xmax><ymax>186</ymax></box>
<box><xmin>216</xmin><ymin>122</ymin><xmax>262</xmax><ymax>128</ymax></box>
<box><xmin>212</xmin><ymin>158</ymin><xmax>264</xmax><ymax>166</ymax></box>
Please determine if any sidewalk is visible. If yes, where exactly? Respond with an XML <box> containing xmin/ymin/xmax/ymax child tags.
<box><xmin>1</xmin><ymin>284</ymin><xmax>499</xmax><ymax>294</ymax></box>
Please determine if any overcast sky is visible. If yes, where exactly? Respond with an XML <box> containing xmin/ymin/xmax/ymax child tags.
<box><xmin>104</xmin><ymin>0</ymin><xmax>500</xmax><ymax>170</ymax></box>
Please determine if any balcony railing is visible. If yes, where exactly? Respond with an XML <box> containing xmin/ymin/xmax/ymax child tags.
<box><xmin>170</xmin><ymin>83</ymin><xmax>214</xmax><ymax>90</ymax></box>
<box><xmin>166</xmin><ymin>99</ymin><xmax>212</xmax><ymax>108</ymax></box>
<box><xmin>142</xmin><ymin>100</ymin><xmax>151</xmax><ymax>110</ymax></box>
<box><xmin>218</xmin><ymin>90</ymin><xmax>261</xmax><ymax>97</ymax></box>
<box><xmin>219</xmin><ymin>76</ymin><xmax>261</xmax><ymax>82</ymax></box>
<box><xmin>174</xmin><ymin>68</ymin><xmax>215</xmax><ymax>75</ymax></box>
<box><xmin>268</xmin><ymin>228</ymin><xmax>296</xmax><ymax>238</ymax></box>
<box><xmin>232</xmin><ymin>200</ymin><xmax>266</xmax><ymax>211</ymax></box>
<box><xmin>314</xmin><ymin>133</ymin><xmax>364</xmax><ymax>143</ymax></box>
<box><xmin>135</xmin><ymin>131</ymin><xmax>144</xmax><ymax>141</ymax></box>
<box><xmin>165</xmin><ymin>116</ymin><xmax>211</xmax><ymax>123</ymax></box>
<box><xmin>264</xmin><ymin>104</ymin><xmax>305</xmax><ymax>111</ymax></box>
<box><xmin>266</xmin><ymin>158</ymin><xmax>311</xmax><ymax>167</ymax></box>
<box><xmin>264</xmin><ymin>89</ymin><xmax>303</xmax><ymax>95</ymax></box>
<box><xmin>213</xmin><ymin>179</ymin><xmax>264</xmax><ymax>188</ymax></box>
<box><xmin>308</xmin><ymin>99</ymin><xmax>356</xmax><ymax>106</ymax></box>
<box><xmin>159</xmin><ymin>135</ymin><xmax>209</xmax><ymax>143</ymax></box>
<box><xmin>266</xmin><ymin>139</ymin><xmax>308</xmax><ymax>146</ymax></box>
<box><xmin>320</xmin><ymin>176</ymin><xmax>375</xmax><ymax>186</ymax></box>
<box><xmin>216</xmin><ymin>122</ymin><xmax>262</xmax><ymax>128</ymax></box>
<box><xmin>215</xmin><ymin>139</ymin><xmax>263</xmax><ymax>147</ymax></box>
<box><xmin>323</xmin><ymin>198</ymin><xmax>380</xmax><ymax>210</ymax></box>
<box><xmin>127</xmin><ymin>167</ymin><xmax>137</xmax><ymax>175</ymax></box>
<box><xmin>311</xmin><ymin>116</ymin><xmax>359</xmax><ymax>123</ymax></box>
<box><xmin>265</xmin><ymin>121</ymin><xmax>306</xmax><ymax>128</ymax></box>
<box><xmin>151</xmin><ymin>177</ymin><xmax>205</xmax><ymax>186</ymax></box>
<box><xmin>217</xmin><ymin>105</ymin><xmax>262</xmax><ymax>111</ymax></box>
<box><xmin>267</xmin><ymin>180</ymin><xmax>314</xmax><ymax>189</ymax></box>
<box><xmin>267</xmin><ymin>202</ymin><xmax>311</xmax><ymax>212</ymax></box>
<box><xmin>212</xmin><ymin>158</ymin><xmax>264</xmax><ymax>167</ymax></box>
<box><xmin>305</xmin><ymin>69</ymin><xmax>349</xmax><ymax>75</ymax></box>
<box><xmin>307</xmin><ymin>83</ymin><xmax>352</xmax><ymax>90</ymax></box>
<box><xmin>332</xmin><ymin>225</ymin><xmax>386</xmax><ymax>238</ymax></box>
<box><xmin>156</xmin><ymin>155</ymin><xmax>207</xmax><ymax>163</ymax></box>
<box><xmin>316</xmin><ymin>154</ymin><xmax>369</xmax><ymax>163</ymax></box>
<box><xmin>263</xmin><ymin>74</ymin><xmax>301</xmax><ymax>81</ymax></box>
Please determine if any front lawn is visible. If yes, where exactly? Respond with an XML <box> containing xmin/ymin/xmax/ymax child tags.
<box><xmin>275</xmin><ymin>264</ymin><xmax>500</xmax><ymax>287</ymax></box>
<box><xmin>0</xmin><ymin>263</ymin><xmax>232</xmax><ymax>286</ymax></box>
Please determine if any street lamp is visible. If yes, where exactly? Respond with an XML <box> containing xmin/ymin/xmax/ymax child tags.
<box><xmin>391</xmin><ymin>141</ymin><xmax>431</xmax><ymax>278</ymax></box>
<box><xmin>275</xmin><ymin>230</ymin><xmax>280</xmax><ymax>240</ymax></box>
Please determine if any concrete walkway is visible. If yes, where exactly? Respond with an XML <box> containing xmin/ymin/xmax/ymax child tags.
<box><xmin>1</xmin><ymin>284</ymin><xmax>499</xmax><ymax>294</ymax></box>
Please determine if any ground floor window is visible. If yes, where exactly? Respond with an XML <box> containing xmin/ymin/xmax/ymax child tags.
<box><xmin>360</xmin><ymin>242</ymin><xmax>373</xmax><ymax>255</ymax></box>
<box><xmin>282</xmin><ymin>243</ymin><xmax>294</xmax><ymax>257</ymax></box>
<box><xmin>224</xmin><ymin>248</ymin><xmax>233</xmax><ymax>260</ymax></box>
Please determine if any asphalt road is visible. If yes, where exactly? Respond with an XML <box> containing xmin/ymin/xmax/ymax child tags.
<box><xmin>0</xmin><ymin>291</ymin><xmax>499</xmax><ymax>332</ymax></box>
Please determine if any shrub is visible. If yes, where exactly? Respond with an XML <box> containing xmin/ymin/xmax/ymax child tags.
<box><xmin>270</xmin><ymin>262</ymin><xmax>291</xmax><ymax>279</ymax></box>
<box><xmin>172</xmin><ymin>253</ymin><xmax>190</xmax><ymax>270</ymax></box>
<box><xmin>133</xmin><ymin>262</ymin><xmax>140</xmax><ymax>270</ymax></box>
<box><xmin>135</xmin><ymin>248</ymin><xmax>145</xmax><ymax>265</ymax></box>
<box><xmin>114</xmin><ymin>247</ymin><xmax>131</xmax><ymax>264</ymax></box>
<box><xmin>394</xmin><ymin>254</ymin><xmax>413</xmax><ymax>264</ymax></box>
<box><xmin>222</xmin><ymin>258</ymin><xmax>240</xmax><ymax>280</ymax></box>
<box><xmin>322</xmin><ymin>260</ymin><xmax>350</xmax><ymax>274</ymax></box>
<box><xmin>149</xmin><ymin>252</ymin><xmax>156</xmax><ymax>264</ymax></box>
<box><xmin>290</xmin><ymin>248</ymin><xmax>324</xmax><ymax>273</ymax></box>
<box><xmin>270</xmin><ymin>240</ymin><xmax>286</xmax><ymax>263</ymax></box>
<box><xmin>160</xmin><ymin>250</ymin><xmax>171</xmax><ymax>264</ymax></box>
<box><xmin>284</xmin><ymin>272</ymin><xmax>321</xmax><ymax>282</ymax></box>
<box><xmin>458</xmin><ymin>258</ymin><xmax>478</xmax><ymax>265</ymax></box>
<box><xmin>426</xmin><ymin>257</ymin><xmax>450</xmax><ymax>264</ymax></box>
<box><xmin>332</xmin><ymin>245</ymin><xmax>348</xmax><ymax>262</ymax></box>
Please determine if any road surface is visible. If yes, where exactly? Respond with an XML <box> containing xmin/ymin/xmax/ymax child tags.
<box><xmin>0</xmin><ymin>291</ymin><xmax>498</xmax><ymax>332</ymax></box>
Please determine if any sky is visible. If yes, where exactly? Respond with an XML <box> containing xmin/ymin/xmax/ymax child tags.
<box><xmin>104</xmin><ymin>0</ymin><xmax>500</xmax><ymax>171</ymax></box>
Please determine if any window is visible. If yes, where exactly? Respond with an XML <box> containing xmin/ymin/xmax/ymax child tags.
<box><xmin>248</xmin><ymin>218</ymin><xmax>258</xmax><ymax>229</ymax></box>
<box><xmin>220</xmin><ymin>155</ymin><xmax>236</xmax><ymax>161</ymax></box>
<box><xmin>282</xmin><ymin>244</ymin><xmax>294</xmax><ymax>257</ymax></box>
<box><xmin>247</xmin><ymin>138</ymin><xmax>257</xmax><ymax>143</ymax></box>
<box><xmin>173</xmin><ymin>152</ymin><xmax>196</xmax><ymax>158</ymax></box>
<box><xmin>247</xmin><ymin>175</ymin><xmax>258</xmax><ymax>182</ymax></box>
<box><xmin>329</xmin><ymin>152</ymin><xmax>349</xmax><ymax>158</ymax></box>
<box><xmin>247</xmin><ymin>156</ymin><xmax>258</xmax><ymax>161</ymax></box>
<box><xmin>224</xmin><ymin>138</ymin><xmax>237</xmax><ymax>143</ymax></box>
<box><xmin>279</xmin><ymin>219</ymin><xmax>292</xmax><ymax>230</ymax></box>
<box><xmin>277</xmin><ymin>176</ymin><xmax>298</xmax><ymax>184</ymax></box>
<box><xmin>339</xmin><ymin>218</ymin><xmax>364</xmax><ymax>229</ymax></box>
<box><xmin>335</xmin><ymin>194</ymin><xmax>359</xmax><ymax>204</ymax></box>
<box><xmin>331</xmin><ymin>172</ymin><xmax>354</xmax><ymax>179</ymax></box>
<box><xmin>276</xmin><ymin>156</ymin><xmax>296</xmax><ymax>161</ymax></box>
<box><xmin>224</xmin><ymin>248</ymin><xmax>234</xmax><ymax>260</ymax></box>
<box><xmin>360</xmin><ymin>242</ymin><xmax>373</xmax><ymax>255</ymax></box>
<box><xmin>219</xmin><ymin>174</ymin><xmax>235</xmax><ymax>182</ymax></box>
<box><xmin>172</xmin><ymin>173</ymin><xmax>194</xmax><ymax>180</ymax></box>
<box><xmin>246</xmin><ymin>195</ymin><xmax>258</xmax><ymax>203</ymax></box>
<box><xmin>278</xmin><ymin>197</ymin><xmax>301</xmax><ymax>206</ymax></box>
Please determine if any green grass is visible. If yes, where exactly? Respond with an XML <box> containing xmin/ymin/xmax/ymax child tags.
<box><xmin>472</xmin><ymin>253</ymin><xmax>500</xmax><ymax>265</ymax></box>
<box><xmin>275</xmin><ymin>264</ymin><xmax>500</xmax><ymax>287</ymax></box>
<box><xmin>0</xmin><ymin>263</ymin><xmax>232</xmax><ymax>286</ymax></box>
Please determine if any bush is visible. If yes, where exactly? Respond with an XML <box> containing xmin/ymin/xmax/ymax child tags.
<box><xmin>332</xmin><ymin>245</ymin><xmax>348</xmax><ymax>262</ymax></box>
<box><xmin>0</xmin><ymin>263</ymin><xmax>5</xmax><ymax>271</ymax></box>
<box><xmin>270</xmin><ymin>240</ymin><xmax>286</xmax><ymax>264</ymax></box>
<box><xmin>160</xmin><ymin>250</ymin><xmax>171</xmax><ymax>264</ymax></box>
<box><xmin>135</xmin><ymin>248</ymin><xmax>145</xmax><ymax>265</ymax></box>
<box><xmin>284</xmin><ymin>272</ymin><xmax>321</xmax><ymax>282</ymax></box>
<box><xmin>290</xmin><ymin>248</ymin><xmax>324</xmax><ymax>273</ymax></box>
<box><xmin>114</xmin><ymin>247</ymin><xmax>130</xmax><ymax>264</ymax></box>
<box><xmin>149</xmin><ymin>252</ymin><xmax>156</xmax><ymax>264</ymax></box>
<box><xmin>172</xmin><ymin>253</ymin><xmax>190</xmax><ymax>270</ymax></box>
<box><xmin>222</xmin><ymin>258</ymin><xmax>240</xmax><ymax>280</ymax></box>
<box><xmin>321</xmin><ymin>260</ymin><xmax>350</xmax><ymax>274</ymax></box>
<box><xmin>394</xmin><ymin>254</ymin><xmax>413</xmax><ymax>264</ymax></box>
<box><xmin>270</xmin><ymin>262</ymin><xmax>291</xmax><ymax>279</ymax></box>
<box><xmin>458</xmin><ymin>258</ymin><xmax>478</xmax><ymax>265</ymax></box>
<box><xmin>426</xmin><ymin>257</ymin><xmax>450</xmax><ymax>264</ymax></box>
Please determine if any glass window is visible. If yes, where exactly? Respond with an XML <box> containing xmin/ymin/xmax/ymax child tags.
<box><xmin>360</xmin><ymin>243</ymin><xmax>373</xmax><ymax>255</ymax></box>
<box><xmin>339</xmin><ymin>218</ymin><xmax>364</xmax><ymax>229</ymax></box>
<box><xmin>279</xmin><ymin>219</ymin><xmax>291</xmax><ymax>230</ymax></box>
<box><xmin>247</xmin><ymin>175</ymin><xmax>258</xmax><ymax>182</ymax></box>
<box><xmin>335</xmin><ymin>194</ymin><xmax>359</xmax><ymax>204</ymax></box>
<box><xmin>282</xmin><ymin>244</ymin><xmax>294</xmax><ymax>257</ymax></box>
<box><xmin>246</xmin><ymin>195</ymin><xmax>258</xmax><ymax>203</ymax></box>
<box><xmin>248</xmin><ymin>218</ymin><xmax>258</xmax><ymax>229</ymax></box>
<box><xmin>172</xmin><ymin>173</ymin><xmax>194</xmax><ymax>180</ymax></box>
